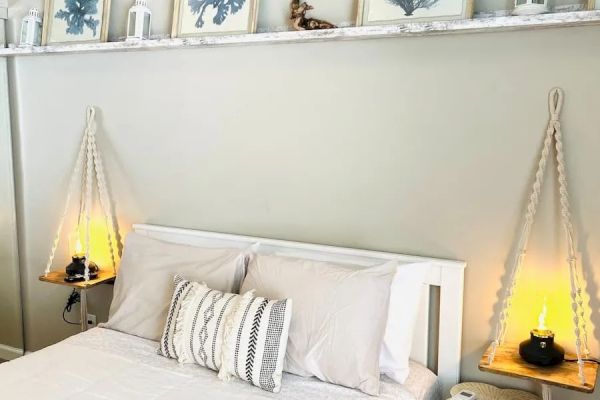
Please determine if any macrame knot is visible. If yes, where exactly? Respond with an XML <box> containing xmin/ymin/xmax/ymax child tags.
<box><xmin>548</xmin><ymin>87</ymin><xmax>563</xmax><ymax>121</ymax></box>
<box><xmin>86</xmin><ymin>106</ymin><xmax>96</xmax><ymax>134</ymax></box>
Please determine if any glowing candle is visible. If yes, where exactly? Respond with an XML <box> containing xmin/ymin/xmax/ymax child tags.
<box><xmin>519</xmin><ymin>298</ymin><xmax>564</xmax><ymax>366</ymax></box>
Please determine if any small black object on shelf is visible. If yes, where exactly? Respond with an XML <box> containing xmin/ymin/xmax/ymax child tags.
<box><xmin>65</xmin><ymin>254</ymin><xmax>99</xmax><ymax>282</ymax></box>
<box><xmin>519</xmin><ymin>329</ymin><xmax>565</xmax><ymax>366</ymax></box>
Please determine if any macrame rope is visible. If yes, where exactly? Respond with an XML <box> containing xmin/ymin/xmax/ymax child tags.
<box><xmin>542</xmin><ymin>384</ymin><xmax>552</xmax><ymax>400</ymax></box>
<box><xmin>83</xmin><ymin>107</ymin><xmax>95</xmax><ymax>281</ymax></box>
<box><xmin>90</xmin><ymin>126</ymin><xmax>120</xmax><ymax>274</ymax></box>
<box><xmin>488</xmin><ymin>92</ymin><xmax>556</xmax><ymax>363</ymax></box>
<box><xmin>552</xmin><ymin>93</ymin><xmax>588</xmax><ymax>382</ymax></box>
<box><xmin>44</xmin><ymin>129</ymin><xmax>88</xmax><ymax>276</ymax></box>
<box><xmin>488</xmin><ymin>88</ymin><xmax>589</xmax><ymax>385</ymax></box>
<box><xmin>44</xmin><ymin>106</ymin><xmax>120</xmax><ymax>280</ymax></box>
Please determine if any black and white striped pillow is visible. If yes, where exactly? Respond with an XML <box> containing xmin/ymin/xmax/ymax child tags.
<box><xmin>158</xmin><ymin>275</ymin><xmax>293</xmax><ymax>393</ymax></box>
<box><xmin>158</xmin><ymin>275</ymin><xmax>194</xmax><ymax>360</ymax></box>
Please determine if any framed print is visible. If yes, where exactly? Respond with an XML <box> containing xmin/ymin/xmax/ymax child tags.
<box><xmin>42</xmin><ymin>0</ymin><xmax>111</xmax><ymax>45</ymax></box>
<box><xmin>172</xmin><ymin>0</ymin><xmax>259</xmax><ymax>38</ymax></box>
<box><xmin>357</xmin><ymin>0</ymin><xmax>473</xmax><ymax>26</ymax></box>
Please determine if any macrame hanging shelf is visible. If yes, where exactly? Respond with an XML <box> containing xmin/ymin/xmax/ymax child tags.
<box><xmin>478</xmin><ymin>89</ymin><xmax>598</xmax><ymax>398</ymax></box>
<box><xmin>39</xmin><ymin>106</ymin><xmax>120</xmax><ymax>286</ymax></box>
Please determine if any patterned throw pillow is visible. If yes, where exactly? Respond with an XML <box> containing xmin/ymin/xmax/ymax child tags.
<box><xmin>158</xmin><ymin>275</ymin><xmax>195</xmax><ymax>360</ymax></box>
<box><xmin>158</xmin><ymin>275</ymin><xmax>293</xmax><ymax>393</ymax></box>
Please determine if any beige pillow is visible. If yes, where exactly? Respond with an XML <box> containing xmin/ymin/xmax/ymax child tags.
<box><xmin>240</xmin><ymin>254</ymin><xmax>394</xmax><ymax>395</ymax></box>
<box><xmin>103</xmin><ymin>232</ymin><xmax>246</xmax><ymax>340</ymax></box>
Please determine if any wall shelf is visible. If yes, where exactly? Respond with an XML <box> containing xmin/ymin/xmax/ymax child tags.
<box><xmin>0</xmin><ymin>11</ymin><xmax>599</xmax><ymax>57</ymax></box>
<box><xmin>39</xmin><ymin>270</ymin><xmax>116</xmax><ymax>289</ymax></box>
<box><xmin>479</xmin><ymin>343</ymin><xmax>598</xmax><ymax>393</ymax></box>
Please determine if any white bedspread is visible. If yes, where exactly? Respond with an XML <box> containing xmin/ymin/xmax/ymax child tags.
<box><xmin>0</xmin><ymin>328</ymin><xmax>440</xmax><ymax>400</ymax></box>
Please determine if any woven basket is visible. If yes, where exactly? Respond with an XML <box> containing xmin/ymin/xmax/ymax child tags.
<box><xmin>451</xmin><ymin>383</ymin><xmax>541</xmax><ymax>400</ymax></box>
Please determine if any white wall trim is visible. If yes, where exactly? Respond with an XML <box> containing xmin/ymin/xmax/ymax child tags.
<box><xmin>0</xmin><ymin>343</ymin><xmax>24</xmax><ymax>361</ymax></box>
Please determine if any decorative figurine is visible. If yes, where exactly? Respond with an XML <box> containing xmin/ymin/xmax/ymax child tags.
<box><xmin>290</xmin><ymin>0</ymin><xmax>337</xmax><ymax>31</ymax></box>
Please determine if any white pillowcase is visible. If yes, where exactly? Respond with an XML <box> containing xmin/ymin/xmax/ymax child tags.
<box><xmin>241</xmin><ymin>254</ymin><xmax>395</xmax><ymax>395</ymax></box>
<box><xmin>103</xmin><ymin>232</ymin><xmax>247</xmax><ymax>341</ymax></box>
<box><xmin>241</xmin><ymin>253</ymin><xmax>428</xmax><ymax>389</ymax></box>
<box><xmin>159</xmin><ymin>275</ymin><xmax>293</xmax><ymax>393</ymax></box>
<box><xmin>380</xmin><ymin>262</ymin><xmax>429</xmax><ymax>384</ymax></box>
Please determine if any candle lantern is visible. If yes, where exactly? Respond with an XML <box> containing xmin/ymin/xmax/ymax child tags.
<box><xmin>126</xmin><ymin>0</ymin><xmax>152</xmax><ymax>41</ymax></box>
<box><xmin>19</xmin><ymin>8</ymin><xmax>42</xmax><ymax>47</ymax></box>
<box><xmin>513</xmin><ymin>0</ymin><xmax>548</xmax><ymax>15</ymax></box>
<box><xmin>65</xmin><ymin>229</ymin><xmax>99</xmax><ymax>283</ymax></box>
<box><xmin>519</xmin><ymin>300</ymin><xmax>565</xmax><ymax>366</ymax></box>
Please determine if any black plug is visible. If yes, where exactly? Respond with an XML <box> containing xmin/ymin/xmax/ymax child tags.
<box><xmin>62</xmin><ymin>289</ymin><xmax>81</xmax><ymax>325</ymax></box>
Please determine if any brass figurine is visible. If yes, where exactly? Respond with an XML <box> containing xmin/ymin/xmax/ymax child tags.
<box><xmin>290</xmin><ymin>0</ymin><xmax>337</xmax><ymax>31</ymax></box>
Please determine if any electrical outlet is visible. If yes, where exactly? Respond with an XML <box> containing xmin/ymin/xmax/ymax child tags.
<box><xmin>86</xmin><ymin>314</ymin><xmax>97</xmax><ymax>328</ymax></box>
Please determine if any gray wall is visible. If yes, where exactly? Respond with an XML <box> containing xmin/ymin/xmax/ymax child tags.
<box><xmin>4</xmin><ymin>1</ymin><xmax>600</xmax><ymax>399</ymax></box>
<box><xmin>0</xmin><ymin>56</ymin><xmax>21</xmax><ymax>355</ymax></box>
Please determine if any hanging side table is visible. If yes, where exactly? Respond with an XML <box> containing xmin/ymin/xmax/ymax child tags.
<box><xmin>39</xmin><ymin>271</ymin><xmax>116</xmax><ymax>331</ymax></box>
<box><xmin>39</xmin><ymin>107</ymin><xmax>120</xmax><ymax>332</ymax></box>
<box><xmin>478</xmin><ymin>88</ymin><xmax>598</xmax><ymax>398</ymax></box>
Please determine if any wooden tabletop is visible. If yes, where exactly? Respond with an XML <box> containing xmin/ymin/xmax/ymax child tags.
<box><xmin>479</xmin><ymin>343</ymin><xmax>598</xmax><ymax>393</ymax></box>
<box><xmin>39</xmin><ymin>270</ymin><xmax>116</xmax><ymax>289</ymax></box>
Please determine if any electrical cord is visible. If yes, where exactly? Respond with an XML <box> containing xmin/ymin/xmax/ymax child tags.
<box><xmin>62</xmin><ymin>289</ymin><xmax>81</xmax><ymax>325</ymax></box>
<box><xmin>565</xmin><ymin>357</ymin><xmax>600</xmax><ymax>365</ymax></box>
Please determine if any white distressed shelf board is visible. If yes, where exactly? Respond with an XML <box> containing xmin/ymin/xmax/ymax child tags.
<box><xmin>1</xmin><ymin>11</ymin><xmax>599</xmax><ymax>57</ymax></box>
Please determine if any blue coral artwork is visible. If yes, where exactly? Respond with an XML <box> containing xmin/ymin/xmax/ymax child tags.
<box><xmin>178</xmin><ymin>0</ymin><xmax>255</xmax><ymax>36</ymax></box>
<box><xmin>48</xmin><ymin>0</ymin><xmax>106</xmax><ymax>43</ymax></box>
<box><xmin>188</xmin><ymin>0</ymin><xmax>246</xmax><ymax>28</ymax></box>
<box><xmin>55</xmin><ymin>0</ymin><xmax>100</xmax><ymax>36</ymax></box>
<box><xmin>364</xmin><ymin>0</ymin><xmax>467</xmax><ymax>24</ymax></box>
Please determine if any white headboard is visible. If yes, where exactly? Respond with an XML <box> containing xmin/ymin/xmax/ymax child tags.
<box><xmin>133</xmin><ymin>223</ymin><xmax>466</xmax><ymax>395</ymax></box>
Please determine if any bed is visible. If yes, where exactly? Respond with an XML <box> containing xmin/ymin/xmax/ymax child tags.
<box><xmin>1</xmin><ymin>224</ymin><xmax>466</xmax><ymax>399</ymax></box>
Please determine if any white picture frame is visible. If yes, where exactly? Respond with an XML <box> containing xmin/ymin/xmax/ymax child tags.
<box><xmin>357</xmin><ymin>0</ymin><xmax>473</xmax><ymax>26</ymax></box>
<box><xmin>42</xmin><ymin>0</ymin><xmax>111</xmax><ymax>45</ymax></box>
<box><xmin>172</xmin><ymin>0</ymin><xmax>260</xmax><ymax>38</ymax></box>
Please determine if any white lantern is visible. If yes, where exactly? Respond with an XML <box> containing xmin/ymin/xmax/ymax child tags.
<box><xmin>513</xmin><ymin>0</ymin><xmax>548</xmax><ymax>15</ymax></box>
<box><xmin>126</xmin><ymin>0</ymin><xmax>152</xmax><ymax>41</ymax></box>
<box><xmin>19</xmin><ymin>8</ymin><xmax>42</xmax><ymax>47</ymax></box>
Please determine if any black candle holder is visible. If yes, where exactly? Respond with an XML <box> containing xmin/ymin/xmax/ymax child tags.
<box><xmin>519</xmin><ymin>329</ymin><xmax>565</xmax><ymax>366</ymax></box>
<box><xmin>65</xmin><ymin>255</ymin><xmax>99</xmax><ymax>282</ymax></box>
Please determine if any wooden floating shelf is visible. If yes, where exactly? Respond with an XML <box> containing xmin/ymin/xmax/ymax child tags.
<box><xmin>479</xmin><ymin>343</ymin><xmax>598</xmax><ymax>393</ymax></box>
<box><xmin>39</xmin><ymin>270</ymin><xmax>116</xmax><ymax>289</ymax></box>
<box><xmin>0</xmin><ymin>11</ymin><xmax>599</xmax><ymax>57</ymax></box>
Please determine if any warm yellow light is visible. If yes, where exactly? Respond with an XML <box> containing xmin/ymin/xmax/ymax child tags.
<box><xmin>65</xmin><ymin>205</ymin><xmax>124</xmax><ymax>271</ymax></box>
<box><xmin>504</xmin><ymin>257</ymin><xmax>597</xmax><ymax>354</ymax></box>
<box><xmin>537</xmin><ymin>298</ymin><xmax>548</xmax><ymax>331</ymax></box>
<box><xmin>74</xmin><ymin>236</ymin><xmax>83</xmax><ymax>256</ymax></box>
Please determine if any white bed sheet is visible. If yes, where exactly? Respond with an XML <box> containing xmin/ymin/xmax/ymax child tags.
<box><xmin>0</xmin><ymin>328</ymin><xmax>440</xmax><ymax>400</ymax></box>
